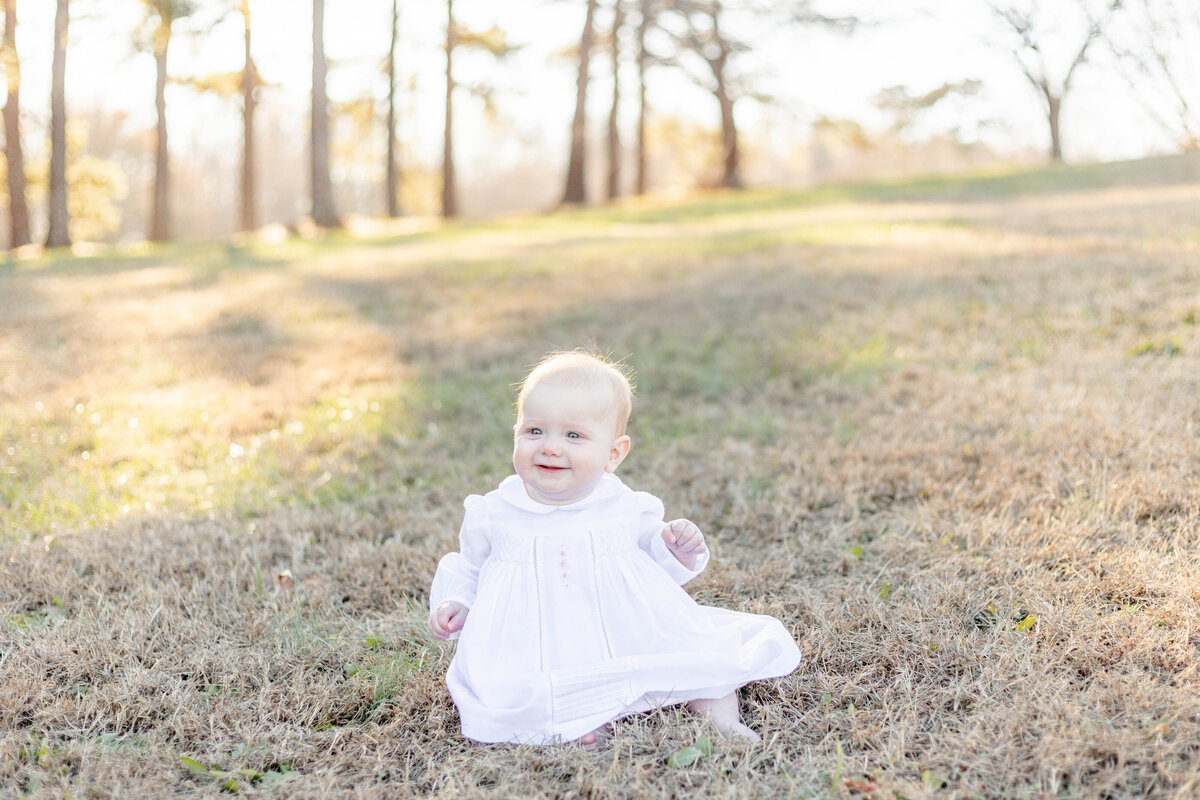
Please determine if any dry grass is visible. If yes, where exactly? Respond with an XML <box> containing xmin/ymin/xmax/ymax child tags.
<box><xmin>2</xmin><ymin>155</ymin><xmax>1200</xmax><ymax>798</ymax></box>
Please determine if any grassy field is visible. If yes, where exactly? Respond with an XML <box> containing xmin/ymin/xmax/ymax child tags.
<box><xmin>2</xmin><ymin>153</ymin><xmax>1199</xmax><ymax>798</ymax></box>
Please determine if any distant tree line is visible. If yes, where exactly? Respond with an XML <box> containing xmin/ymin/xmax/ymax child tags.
<box><xmin>2</xmin><ymin>0</ymin><xmax>1197</xmax><ymax>250</ymax></box>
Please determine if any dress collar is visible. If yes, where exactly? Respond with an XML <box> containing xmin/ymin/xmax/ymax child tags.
<box><xmin>496</xmin><ymin>473</ymin><xmax>626</xmax><ymax>514</ymax></box>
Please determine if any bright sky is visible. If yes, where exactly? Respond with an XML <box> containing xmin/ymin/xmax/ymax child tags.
<box><xmin>12</xmin><ymin>0</ymin><xmax>1183</xmax><ymax>172</ymax></box>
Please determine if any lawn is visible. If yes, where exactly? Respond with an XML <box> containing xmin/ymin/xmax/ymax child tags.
<box><xmin>2</xmin><ymin>153</ymin><xmax>1199</xmax><ymax>798</ymax></box>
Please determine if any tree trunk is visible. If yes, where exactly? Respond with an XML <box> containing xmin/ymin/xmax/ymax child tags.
<box><xmin>310</xmin><ymin>0</ymin><xmax>341</xmax><ymax>228</ymax></box>
<box><xmin>714</xmin><ymin>70</ymin><xmax>740</xmax><ymax>188</ymax></box>
<box><xmin>605</xmin><ymin>0</ymin><xmax>623</xmax><ymax>202</ymax></box>
<box><xmin>149</xmin><ymin>17</ymin><xmax>171</xmax><ymax>242</ymax></box>
<box><xmin>1046</xmin><ymin>90</ymin><xmax>1063</xmax><ymax>163</ymax></box>
<box><xmin>442</xmin><ymin>0</ymin><xmax>456</xmax><ymax>218</ymax></box>
<box><xmin>3</xmin><ymin>0</ymin><xmax>30</xmax><ymax>249</ymax></box>
<box><xmin>385</xmin><ymin>0</ymin><xmax>401</xmax><ymax>218</ymax></box>
<box><xmin>562</xmin><ymin>0</ymin><xmax>597</xmax><ymax>206</ymax></box>
<box><xmin>45</xmin><ymin>0</ymin><xmax>69</xmax><ymax>248</ymax></box>
<box><xmin>634</xmin><ymin>0</ymin><xmax>649</xmax><ymax>196</ymax></box>
<box><xmin>238</xmin><ymin>0</ymin><xmax>257</xmax><ymax>233</ymax></box>
<box><xmin>710</xmin><ymin>4</ymin><xmax>740</xmax><ymax>189</ymax></box>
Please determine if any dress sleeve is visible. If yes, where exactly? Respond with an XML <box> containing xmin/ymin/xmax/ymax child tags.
<box><xmin>634</xmin><ymin>491</ymin><xmax>709</xmax><ymax>585</ymax></box>
<box><xmin>429</xmin><ymin>495</ymin><xmax>491</xmax><ymax>627</ymax></box>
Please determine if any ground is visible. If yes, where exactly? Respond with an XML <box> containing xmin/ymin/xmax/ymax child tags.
<box><xmin>2</xmin><ymin>154</ymin><xmax>1199</xmax><ymax>798</ymax></box>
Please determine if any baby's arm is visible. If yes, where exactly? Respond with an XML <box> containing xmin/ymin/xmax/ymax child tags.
<box><xmin>635</xmin><ymin>493</ymin><xmax>709</xmax><ymax>583</ymax></box>
<box><xmin>428</xmin><ymin>601</ymin><xmax>469</xmax><ymax>640</ymax></box>
<box><xmin>427</xmin><ymin>495</ymin><xmax>489</xmax><ymax>640</ymax></box>
<box><xmin>662</xmin><ymin>518</ymin><xmax>707</xmax><ymax>571</ymax></box>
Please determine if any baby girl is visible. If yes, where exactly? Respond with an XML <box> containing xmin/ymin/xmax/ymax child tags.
<box><xmin>428</xmin><ymin>351</ymin><xmax>800</xmax><ymax>745</ymax></box>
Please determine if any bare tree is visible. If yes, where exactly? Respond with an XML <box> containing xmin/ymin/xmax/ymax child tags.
<box><xmin>873</xmin><ymin>80</ymin><xmax>983</xmax><ymax>139</ymax></box>
<box><xmin>442</xmin><ymin>3</ymin><xmax>515</xmax><ymax>218</ymax></box>
<box><xmin>150</xmin><ymin>3</ymin><xmax>170</xmax><ymax>242</ymax></box>
<box><xmin>659</xmin><ymin>0</ymin><xmax>753</xmax><ymax>188</ymax></box>
<box><xmin>385</xmin><ymin>0</ymin><xmax>401</xmax><ymax>218</ymax></box>
<box><xmin>137</xmin><ymin>1</ymin><xmax>203</xmax><ymax>243</ymax></box>
<box><xmin>45</xmin><ymin>0</ymin><xmax>70</xmax><ymax>248</ymax></box>
<box><xmin>663</xmin><ymin>0</ymin><xmax>856</xmax><ymax>189</ymax></box>
<box><xmin>562</xmin><ymin>0</ymin><xmax>598</xmax><ymax>205</ymax></box>
<box><xmin>2</xmin><ymin>0</ymin><xmax>30</xmax><ymax>249</ymax></box>
<box><xmin>442</xmin><ymin>0</ymin><xmax>456</xmax><ymax>217</ymax></box>
<box><xmin>606</xmin><ymin>0</ymin><xmax>625</xmax><ymax>201</ymax></box>
<box><xmin>1106</xmin><ymin>0</ymin><xmax>1199</xmax><ymax>150</ymax></box>
<box><xmin>171</xmin><ymin>7</ymin><xmax>263</xmax><ymax>236</ymax></box>
<box><xmin>238</xmin><ymin>0</ymin><xmax>258</xmax><ymax>232</ymax></box>
<box><xmin>140</xmin><ymin>1</ymin><xmax>197</xmax><ymax>243</ymax></box>
<box><xmin>311</xmin><ymin>0</ymin><xmax>340</xmax><ymax>228</ymax></box>
<box><xmin>634</xmin><ymin>0</ymin><xmax>660</xmax><ymax>196</ymax></box>
<box><xmin>990</xmin><ymin>0</ymin><xmax>1123</xmax><ymax>163</ymax></box>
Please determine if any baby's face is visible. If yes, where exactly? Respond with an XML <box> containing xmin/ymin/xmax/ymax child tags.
<box><xmin>513</xmin><ymin>381</ymin><xmax>629</xmax><ymax>505</ymax></box>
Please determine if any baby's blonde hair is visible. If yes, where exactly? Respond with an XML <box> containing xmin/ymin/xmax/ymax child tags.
<box><xmin>516</xmin><ymin>351</ymin><xmax>635</xmax><ymax>436</ymax></box>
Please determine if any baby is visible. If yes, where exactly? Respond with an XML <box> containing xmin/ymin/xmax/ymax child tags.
<box><xmin>428</xmin><ymin>351</ymin><xmax>800</xmax><ymax>745</ymax></box>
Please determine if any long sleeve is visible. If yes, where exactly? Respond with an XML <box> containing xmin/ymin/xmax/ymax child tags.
<box><xmin>429</xmin><ymin>495</ymin><xmax>491</xmax><ymax>632</ymax></box>
<box><xmin>634</xmin><ymin>491</ymin><xmax>709</xmax><ymax>585</ymax></box>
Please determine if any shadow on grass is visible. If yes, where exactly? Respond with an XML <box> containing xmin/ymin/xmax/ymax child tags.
<box><xmin>3</xmin><ymin>149</ymin><xmax>1196</xmax><ymax>535</ymax></box>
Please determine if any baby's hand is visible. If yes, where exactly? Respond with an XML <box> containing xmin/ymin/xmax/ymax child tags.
<box><xmin>428</xmin><ymin>601</ymin><xmax>469</xmax><ymax>640</ymax></box>
<box><xmin>662</xmin><ymin>519</ymin><xmax>706</xmax><ymax>571</ymax></box>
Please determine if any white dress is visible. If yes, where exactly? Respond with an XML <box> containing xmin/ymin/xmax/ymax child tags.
<box><xmin>429</xmin><ymin>473</ymin><xmax>801</xmax><ymax>744</ymax></box>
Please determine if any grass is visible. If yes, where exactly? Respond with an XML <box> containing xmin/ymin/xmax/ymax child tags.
<box><xmin>2</xmin><ymin>155</ymin><xmax>1200</xmax><ymax>798</ymax></box>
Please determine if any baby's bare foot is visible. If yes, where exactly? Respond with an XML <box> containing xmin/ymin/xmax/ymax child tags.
<box><xmin>710</xmin><ymin>717</ymin><xmax>761</xmax><ymax>742</ymax></box>
<box><xmin>687</xmin><ymin>694</ymin><xmax>762</xmax><ymax>743</ymax></box>
<box><xmin>575</xmin><ymin>724</ymin><xmax>611</xmax><ymax>749</ymax></box>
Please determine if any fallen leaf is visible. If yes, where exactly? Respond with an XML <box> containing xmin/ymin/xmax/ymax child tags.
<box><xmin>844</xmin><ymin>777</ymin><xmax>878</xmax><ymax>793</ymax></box>
<box><xmin>667</xmin><ymin>746</ymin><xmax>704</xmax><ymax>768</ymax></box>
<box><xmin>274</xmin><ymin>570</ymin><xmax>295</xmax><ymax>593</ymax></box>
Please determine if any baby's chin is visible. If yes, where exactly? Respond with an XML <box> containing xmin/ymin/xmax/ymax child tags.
<box><xmin>524</xmin><ymin>477</ymin><xmax>603</xmax><ymax>506</ymax></box>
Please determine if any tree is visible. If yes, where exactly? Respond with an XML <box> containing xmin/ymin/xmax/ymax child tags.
<box><xmin>168</xmin><ymin>3</ymin><xmax>263</xmax><ymax>234</ymax></box>
<box><xmin>606</xmin><ymin>0</ymin><xmax>625</xmax><ymax>201</ymax></box>
<box><xmin>2</xmin><ymin>0</ymin><xmax>30</xmax><ymax>249</ymax></box>
<box><xmin>62</xmin><ymin>124</ymin><xmax>128</xmax><ymax>242</ymax></box>
<box><xmin>562</xmin><ymin>0</ymin><xmax>598</xmax><ymax>205</ymax></box>
<box><xmin>873</xmin><ymin>80</ymin><xmax>983</xmax><ymax>140</ymax></box>
<box><xmin>989</xmin><ymin>0</ymin><xmax>1123</xmax><ymax>163</ymax></box>
<box><xmin>385</xmin><ymin>0</ymin><xmax>401</xmax><ymax>218</ymax></box>
<box><xmin>659</xmin><ymin>0</ymin><xmax>753</xmax><ymax>188</ymax></box>
<box><xmin>45</xmin><ymin>0</ymin><xmax>70</xmax><ymax>248</ymax></box>
<box><xmin>441</xmin><ymin>3</ymin><xmax>516</xmax><ymax>218</ymax></box>
<box><xmin>238</xmin><ymin>0</ymin><xmax>258</xmax><ymax>232</ymax></box>
<box><xmin>141</xmin><ymin>0</ymin><xmax>197</xmax><ymax>243</ymax></box>
<box><xmin>311</xmin><ymin>0</ymin><xmax>340</xmax><ymax>228</ymax></box>
<box><xmin>442</xmin><ymin>0</ymin><xmax>456</xmax><ymax>217</ymax></box>
<box><xmin>634</xmin><ymin>0</ymin><xmax>660</xmax><ymax>195</ymax></box>
<box><xmin>662</xmin><ymin>0</ymin><xmax>856</xmax><ymax>189</ymax></box>
<box><xmin>1106</xmin><ymin>0</ymin><xmax>1200</xmax><ymax>150</ymax></box>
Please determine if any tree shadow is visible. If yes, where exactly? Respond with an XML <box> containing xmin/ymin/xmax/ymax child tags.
<box><xmin>4</xmin><ymin>173</ymin><xmax>1195</xmax><ymax>535</ymax></box>
<box><xmin>183</xmin><ymin>310</ymin><xmax>296</xmax><ymax>386</ymax></box>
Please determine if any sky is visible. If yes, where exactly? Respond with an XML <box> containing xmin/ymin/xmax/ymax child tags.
<box><xmin>10</xmin><ymin>0</ymin><xmax>1186</xmax><ymax>178</ymax></box>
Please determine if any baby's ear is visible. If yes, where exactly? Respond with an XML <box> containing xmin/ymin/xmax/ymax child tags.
<box><xmin>606</xmin><ymin>435</ymin><xmax>631</xmax><ymax>472</ymax></box>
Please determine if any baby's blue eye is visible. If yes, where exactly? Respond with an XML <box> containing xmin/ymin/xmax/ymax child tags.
<box><xmin>528</xmin><ymin>427</ymin><xmax>542</xmax><ymax>436</ymax></box>
<box><xmin>566</xmin><ymin>432</ymin><xmax>581</xmax><ymax>439</ymax></box>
